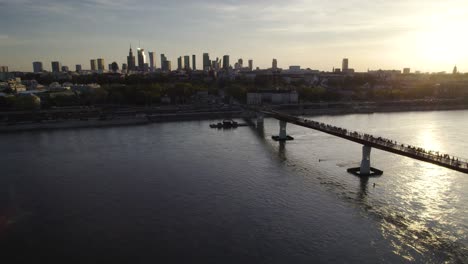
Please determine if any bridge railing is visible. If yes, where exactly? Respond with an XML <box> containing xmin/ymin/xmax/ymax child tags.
<box><xmin>265</xmin><ymin>110</ymin><xmax>468</xmax><ymax>169</ymax></box>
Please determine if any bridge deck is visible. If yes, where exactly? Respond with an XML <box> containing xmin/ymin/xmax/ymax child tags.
<box><xmin>262</xmin><ymin>110</ymin><xmax>468</xmax><ymax>174</ymax></box>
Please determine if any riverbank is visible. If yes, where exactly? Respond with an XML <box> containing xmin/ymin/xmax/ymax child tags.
<box><xmin>0</xmin><ymin>110</ymin><xmax>243</xmax><ymax>133</ymax></box>
<box><xmin>274</xmin><ymin>101</ymin><xmax>468</xmax><ymax>116</ymax></box>
<box><xmin>1</xmin><ymin>101</ymin><xmax>467</xmax><ymax>133</ymax></box>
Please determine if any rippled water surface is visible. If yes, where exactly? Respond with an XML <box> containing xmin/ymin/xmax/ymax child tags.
<box><xmin>1</xmin><ymin>110</ymin><xmax>467</xmax><ymax>263</ymax></box>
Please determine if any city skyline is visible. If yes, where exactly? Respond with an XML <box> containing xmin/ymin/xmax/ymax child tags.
<box><xmin>1</xmin><ymin>0</ymin><xmax>468</xmax><ymax>72</ymax></box>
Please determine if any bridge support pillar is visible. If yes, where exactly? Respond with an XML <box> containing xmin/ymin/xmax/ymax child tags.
<box><xmin>272</xmin><ymin>120</ymin><xmax>294</xmax><ymax>141</ymax></box>
<box><xmin>360</xmin><ymin>145</ymin><xmax>371</xmax><ymax>175</ymax></box>
<box><xmin>347</xmin><ymin>145</ymin><xmax>383</xmax><ymax>177</ymax></box>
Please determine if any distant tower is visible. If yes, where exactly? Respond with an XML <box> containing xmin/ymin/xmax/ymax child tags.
<box><xmin>272</xmin><ymin>58</ymin><xmax>278</xmax><ymax>70</ymax></box>
<box><xmin>222</xmin><ymin>55</ymin><xmax>230</xmax><ymax>70</ymax></box>
<box><xmin>203</xmin><ymin>53</ymin><xmax>210</xmax><ymax>71</ymax></box>
<box><xmin>90</xmin><ymin>59</ymin><xmax>97</xmax><ymax>71</ymax></box>
<box><xmin>248</xmin><ymin>59</ymin><xmax>253</xmax><ymax>71</ymax></box>
<box><xmin>137</xmin><ymin>48</ymin><xmax>146</xmax><ymax>71</ymax></box>
<box><xmin>192</xmin><ymin>55</ymin><xmax>196</xmax><ymax>70</ymax></box>
<box><xmin>453</xmin><ymin>65</ymin><xmax>458</xmax><ymax>74</ymax></box>
<box><xmin>238</xmin><ymin>58</ymin><xmax>243</xmax><ymax>68</ymax></box>
<box><xmin>127</xmin><ymin>45</ymin><xmax>136</xmax><ymax>71</ymax></box>
<box><xmin>75</xmin><ymin>64</ymin><xmax>82</xmax><ymax>72</ymax></box>
<box><xmin>33</xmin><ymin>61</ymin><xmax>43</xmax><ymax>73</ymax></box>
<box><xmin>342</xmin><ymin>58</ymin><xmax>349</xmax><ymax>73</ymax></box>
<box><xmin>51</xmin><ymin>61</ymin><xmax>61</xmax><ymax>73</ymax></box>
<box><xmin>148</xmin><ymin>52</ymin><xmax>155</xmax><ymax>71</ymax></box>
<box><xmin>177</xmin><ymin>56</ymin><xmax>182</xmax><ymax>70</ymax></box>
<box><xmin>111</xmin><ymin>62</ymin><xmax>119</xmax><ymax>72</ymax></box>
<box><xmin>161</xmin><ymin>54</ymin><xmax>169</xmax><ymax>71</ymax></box>
<box><xmin>97</xmin><ymin>58</ymin><xmax>105</xmax><ymax>71</ymax></box>
<box><xmin>162</xmin><ymin>60</ymin><xmax>171</xmax><ymax>72</ymax></box>
<box><xmin>184</xmin><ymin>55</ymin><xmax>190</xmax><ymax>70</ymax></box>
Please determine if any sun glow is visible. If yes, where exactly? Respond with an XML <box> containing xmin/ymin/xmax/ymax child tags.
<box><xmin>410</xmin><ymin>11</ymin><xmax>468</xmax><ymax>71</ymax></box>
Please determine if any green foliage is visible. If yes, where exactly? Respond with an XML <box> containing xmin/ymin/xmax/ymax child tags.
<box><xmin>13</xmin><ymin>95</ymin><xmax>41</xmax><ymax>110</ymax></box>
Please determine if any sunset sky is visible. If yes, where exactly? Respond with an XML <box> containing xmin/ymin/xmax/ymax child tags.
<box><xmin>1</xmin><ymin>0</ymin><xmax>468</xmax><ymax>72</ymax></box>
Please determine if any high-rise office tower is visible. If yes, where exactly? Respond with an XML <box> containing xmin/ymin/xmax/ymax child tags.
<box><xmin>33</xmin><ymin>61</ymin><xmax>43</xmax><ymax>73</ymax></box>
<box><xmin>222</xmin><ymin>55</ymin><xmax>230</xmax><ymax>70</ymax></box>
<box><xmin>184</xmin><ymin>55</ymin><xmax>190</xmax><ymax>70</ymax></box>
<box><xmin>177</xmin><ymin>56</ymin><xmax>182</xmax><ymax>70</ymax></box>
<box><xmin>342</xmin><ymin>58</ymin><xmax>349</xmax><ymax>73</ymax></box>
<box><xmin>272</xmin><ymin>59</ymin><xmax>278</xmax><ymax>70</ymax></box>
<box><xmin>161</xmin><ymin>54</ymin><xmax>168</xmax><ymax>71</ymax></box>
<box><xmin>238</xmin><ymin>58</ymin><xmax>243</xmax><ymax>68</ymax></box>
<box><xmin>61</xmin><ymin>66</ymin><xmax>69</xmax><ymax>72</ymax></box>
<box><xmin>162</xmin><ymin>60</ymin><xmax>171</xmax><ymax>72</ymax></box>
<box><xmin>0</xmin><ymin>66</ymin><xmax>8</xmax><ymax>72</ymax></box>
<box><xmin>248</xmin><ymin>60</ymin><xmax>253</xmax><ymax>71</ymax></box>
<box><xmin>192</xmin><ymin>55</ymin><xmax>196</xmax><ymax>70</ymax></box>
<box><xmin>75</xmin><ymin>64</ymin><xmax>82</xmax><ymax>72</ymax></box>
<box><xmin>122</xmin><ymin>63</ymin><xmax>128</xmax><ymax>71</ymax></box>
<box><xmin>111</xmin><ymin>62</ymin><xmax>119</xmax><ymax>72</ymax></box>
<box><xmin>97</xmin><ymin>58</ymin><xmax>105</xmax><ymax>71</ymax></box>
<box><xmin>137</xmin><ymin>48</ymin><xmax>146</xmax><ymax>71</ymax></box>
<box><xmin>203</xmin><ymin>53</ymin><xmax>210</xmax><ymax>71</ymax></box>
<box><xmin>127</xmin><ymin>46</ymin><xmax>136</xmax><ymax>71</ymax></box>
<box><xmin>90</xmin><ymin>59</ymin><xmax>97</xmax><ymax>71</ymax></box>
<box><xmin>51</xmin><ymin>61</ymin><xmax>61</xmax><ymax>73</ymax></box>
<box><xmin>148</xmin><ymin>52</ymin><xmax>155</xmax><ymax>71</ymax></box>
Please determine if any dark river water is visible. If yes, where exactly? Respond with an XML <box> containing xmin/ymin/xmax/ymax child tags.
<box><xmin>1</xmin><ymin>110</ymin><xmax>467</xmax><ymax>263</ymax></box>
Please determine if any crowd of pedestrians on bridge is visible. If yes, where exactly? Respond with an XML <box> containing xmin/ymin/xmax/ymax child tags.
<box><xmin>271</xmin><ymin>110</ymin><xmax>468</xmax><ymax>169</ymax></box>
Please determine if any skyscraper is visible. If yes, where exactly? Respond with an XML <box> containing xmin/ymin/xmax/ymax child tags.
<box><xmin>111</xmin><ymin>62</ymin><xmax>119</xmax><ymax>72</ymax></box>
<box><xmin>342</xmin><ymin>58</ymin><xmax>349</xmax><ymax>73</ymax></box>
<box><xmin>0</xmin><ymin>66</ymin><xmax>8</xmax><ymax>72</ymax></box>
<box><xmin>90</xmin><ymin>59</ymin><xmax>97</xmax><ymax>71</ymax></box>
<box><xmin>162</xmin><ymin>60</ymin><xmax>172</xmax><ymax>72</ymax></box>
<box><xmin>97</xmin><ymin>58</ymin><xmax>105</xmax><ymax>71</ymax></box>
<box><xmin>137</xmin><ymin>48</ymin><xmax>146</xmax><ymax>71</ymax></box>
<box><xmin>203</xmin><ymin>53</ymin><xmax>210</xmax><ymax>71</ymax></box>
<box><xmin>272</xmin><ymin>59</ymin><xmax>278</xmax><ymax>70</ymax></box>
<box><xmin>122</xmin><ymin>63</ymin><xmax>128</xmax><ymax>72</ymax></box>
<box><xmin>222</xmin><ymin>55</ymin><xmax>230</xmax><ymax>70</ymax></box>
<box><xmin>61</xmin><ymin>66</ymin><xmax>69</xmax><ymax>72</ymax></box>
<box><xmin>51</xmin><ymin>61</ymin><xmax>61</xmax><ymax>73</ymax></box>
<box><xmin>184</xmin><ymin>55</ymin><xmax>190</xmax><ymax>70</ymax></box>
<box><xmin>248</xmin><ymin>59</ymin><xmax>253</xmax><ymax>71</ymax></box>
<box><xmin>76</xmin><ymin>64</ymin><xmax>82</xmax><ymax>72</ymax></box>
<box><xmin>148</xmin><ymin>52</ymin><xmax>155</xmax><ymax>71</ymax></box>
<box><xmin>238</xmin><ymin>58</ymin><xmax>243</xmax><ymax>68</ymax></box>
<box><xmin>127</xmin><ymin>46</ymin><xmax>136</xmax><ymax>71</ymax></box>
<box><xmin>33</xmin><ymin>61</ymin><xmax>43</xmax><ymax>73</ymax></box>
<box><xmin>177</xmin><ymin>56</ymin><xmax>182</xmax><ymax>70</ymax></box>
<box><xmin>192</xmin><ymin>55</ymin><xmax>196</xmax><ymax>70</ymax></box>
<box><xmin>161</xmin><ymin>54</ymin><xmax>170</xmax><ymax>72</ymax></box>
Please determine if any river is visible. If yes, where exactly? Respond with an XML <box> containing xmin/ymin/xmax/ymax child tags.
<box><xmin>0</xmin><ymin>110</ymin><xmax>467</xmax><ymax>263</ymax></box>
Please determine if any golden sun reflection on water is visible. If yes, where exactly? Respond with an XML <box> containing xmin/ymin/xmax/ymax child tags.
<box><xmin>378</xmin><ymin>128</ymin><xmax>464</xmax><ymax>260</ymax></box>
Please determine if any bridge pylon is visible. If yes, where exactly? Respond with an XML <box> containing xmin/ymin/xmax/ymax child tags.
<box><xmin>272</xmin><ymin>120</ymin><xmax>294</xmax><ymax>141</ymax></box>
<box><xmin>347</xmin><ymin>145</ymin><xmax>383</xmax><ymax>177</ymax></box>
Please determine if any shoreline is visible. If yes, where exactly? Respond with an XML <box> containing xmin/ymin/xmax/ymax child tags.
<box><xmin>274</xmin><ymin>103</ymin><xmax>468</xmax><ymax>116</ymax></box>
<box><xmin>0</xmin><ymin>104</ymin><xmax>467</xmax><ymax>133</ymax></box>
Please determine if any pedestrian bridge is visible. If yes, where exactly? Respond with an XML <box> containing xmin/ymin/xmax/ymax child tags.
<box><xmin>252</xmin><ymin>108</ymin><xmax>468</xmax><ymax>176</ymax></box>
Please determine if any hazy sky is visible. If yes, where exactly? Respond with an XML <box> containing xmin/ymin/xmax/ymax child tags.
<box><xmin>1</xmin><ymin>0</ymin><xmax>468</xmax><ymax>72</ymax></box>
